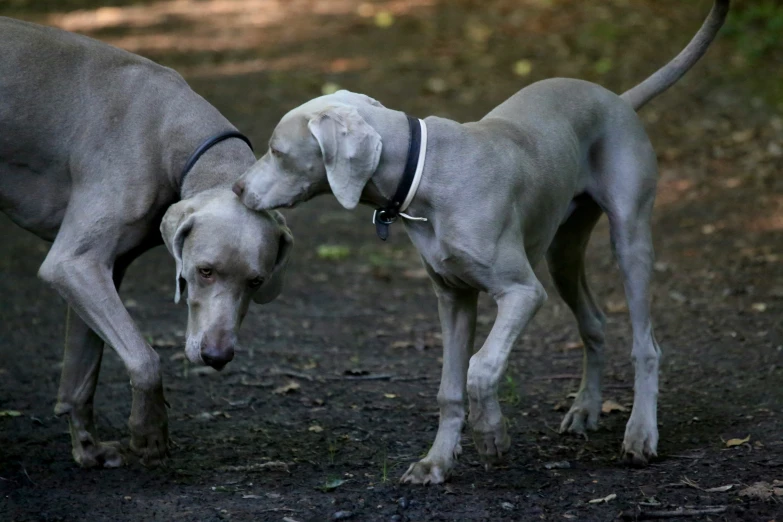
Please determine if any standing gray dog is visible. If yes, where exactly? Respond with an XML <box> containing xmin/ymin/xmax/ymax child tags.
<box><xmin>0</xmin><ymin>18</ymin><xmax>293</xmax><ymax>467</ymax></box>
<box><xmin>233</xmin><ymin>1</ymin><xmax>728</xmax><ymax>483</ymax></box>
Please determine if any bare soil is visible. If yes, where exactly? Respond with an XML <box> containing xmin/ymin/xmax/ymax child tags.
<box><xmin>1</xmin><ymin>1</ymin><xmax>782</xmax><ymax>520</ymax></box>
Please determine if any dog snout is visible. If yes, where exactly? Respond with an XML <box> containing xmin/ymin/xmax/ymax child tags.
<box><xmin>201</xmin><ymin>344</ymin><xmax>235</xmax><ymax>370</ymax></box>
<box><xmin>232</xmin><ymin>178</ymin><xmax>246</xmax><ymax>198</ymax></box>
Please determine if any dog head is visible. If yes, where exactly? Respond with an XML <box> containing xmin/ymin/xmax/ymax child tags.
<box><xmin>160</xmin><ymin>190</ymin><xmax>293</xmax><ymax>370</ymax></box>
<box><xmin>233</xmin><ymin>90</ymin><xmax>384</xmax><ymax>211</ymax></box>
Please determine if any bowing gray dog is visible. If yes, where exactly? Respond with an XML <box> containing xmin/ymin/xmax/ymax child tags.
<box><xmin>233</xmin><ymin>1</ymin><xmax>728</xmax><ymax>483</ymax></box>
<box><xmin>0</xmin><ymin>18</ymin><xmax>293</xmax><ymax>467</ymax></box>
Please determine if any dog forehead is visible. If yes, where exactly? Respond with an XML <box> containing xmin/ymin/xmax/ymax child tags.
<box><xmin>187</xmin><ymin>195</ymin><xmax>279</xmax><ymax>269</ymax></box>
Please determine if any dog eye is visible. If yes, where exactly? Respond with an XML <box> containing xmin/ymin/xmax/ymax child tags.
<box><xmin>270</xmin><ymin>147</ymin><xmax>281</xmax><ymax>157</ymax></box>
<box><xmin>248</xmin><ymin>276</ymin><xmax>265</xmax><ymax>288</ymax></box>
<box><xmin>198</xmin><ymin>267</ymin><xmax>213</xmax><ymax>279</ymax></box>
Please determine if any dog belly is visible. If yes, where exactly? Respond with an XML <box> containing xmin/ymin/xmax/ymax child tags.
<box><xmin>0</xmin><ymin>161</ymin><xmax>70</xmax><ymax>240</ymax></box>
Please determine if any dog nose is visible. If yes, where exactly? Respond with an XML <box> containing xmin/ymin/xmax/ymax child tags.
<box><xmin>201</xmin><ymin>346</ymin><xmax>234</xmax><ymax>371</ymax></box>
<box><xmin>232</xmin><ymin>179</ymin><xmax>245</xmax><ymax>198</ymax></box>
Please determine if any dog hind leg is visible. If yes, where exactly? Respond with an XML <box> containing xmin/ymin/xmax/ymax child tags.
<box><xmin>598</xmin><ymin>138</ymin><xmax>661</xmax><ymax>465</ymax></box>
<box><xmin>546</xmin><ymin>196</ymin><xmax>606</xmax><ymax>437</ymax></box>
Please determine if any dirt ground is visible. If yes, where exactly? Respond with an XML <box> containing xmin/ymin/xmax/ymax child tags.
<box><xmin>1</xmin><ymin>1</ymin><xmax>782</xmax><ymax>520</ymax></box>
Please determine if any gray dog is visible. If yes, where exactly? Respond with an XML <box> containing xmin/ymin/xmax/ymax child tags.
<box><xmin>233</xmin><ymin>0</ymin><xmax>728</xmax><ymax>483</ymax></box>
<box><xmin>0</xmin><ymin>18</ymin><xmax>293</xmax><ymax>467</ymax></box>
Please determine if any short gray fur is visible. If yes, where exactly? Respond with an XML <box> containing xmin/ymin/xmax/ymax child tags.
<box><xmin>234</xmin><ymin>1</ymin><xmax>728</xmax><ymax>483</ymax></box>
<box><xmin>0</xmin><ymin>17</ymin><xmax>293</xmax><ymax>468</ymax></box>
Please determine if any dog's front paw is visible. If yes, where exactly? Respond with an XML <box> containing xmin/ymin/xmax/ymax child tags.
<box><xmin>469</xmin><ymin>412</ymin><xmax>510</xmax><ymax>466</ymax></box>
<box><xmin>128</xmin><ymin>387</ymin><xmax>170</xmax><ymax>466</ymax></box>
<box><xmin>471</xmin><ymin>423</ymin><xmax>510</xmax><ymax>465</ymax></box>
<box><xmin>74</xmin><ymin>439</ymin><xmax>124</xmax><ymax>468</ymax></box>
<box><xmin>559</xmin><ymin>390</ymin><xmax>601</xmax><ymax>438</ymax></box>
<box><xmin>129</xmin><ymin>425</ymin><xmax>170</xmax><ymax>466</ymax></box>
<box><xmin>622</xmin><ymin>411</ymin><xmax>658</xmax><ymax>466</ymax></box>
<box><xmin>400</xmin><ymin>458</ymin><xmax>451</xmax><ymax>485</ymax></box>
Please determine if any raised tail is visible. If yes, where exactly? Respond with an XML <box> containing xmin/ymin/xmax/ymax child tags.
<box><xmin>621</xmin><ymin>0</ymin><xmax>729</xmax><ymax>111</ymax></box>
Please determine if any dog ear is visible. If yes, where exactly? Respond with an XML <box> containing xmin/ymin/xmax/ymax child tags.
<box><xmin>160</xmin><ymin>201</ymin><xmax>195</xmax><ymax>304</ymax></box>
<box><xmin>253</xmin><ymin>211</ymin><xmax>294</xmax><ymax>304</ymax></box>
<box><xmin>308</xmin><ymin>105</ymin><xmax>382</xmax><ymax>210</ymax></box>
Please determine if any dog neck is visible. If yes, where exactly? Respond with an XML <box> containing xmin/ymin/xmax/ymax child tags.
<box><xmin>161</xmin><ymin>92</ymin><xmax>256</xmax><ymax>200</ymax></box>
<box><xmin>359</xmin><ymin>107</ymin><xmax>428</xmax><ymax>213</ymax></box>
<box><xmin>176</xmin><ymin>138</ymin><xmax>256</xmax><ymax>200</ymax></box>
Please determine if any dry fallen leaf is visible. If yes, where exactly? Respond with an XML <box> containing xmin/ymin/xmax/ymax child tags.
<box><xmin>605</xmin><ymin>300</ymin><xmax>628</xmax><ymax>314</ymax></box>
<box><xmin>274</xmin><ymin>381</ymin><xmax>301</xmax><ymax>395</ymax></box>
<box><xmin>563</xmin><ymin>341</ymin><xmax>584</xmax><ymax>350</ymax></box>
<box><xmin>725</xmin><ymin>435</ymin><xmax>751</xmax><ymax>447</ymax></box>
<box><xmin>739</xmin><ymin>481</ymin><xmax>782</xmax><ymax>500</ymax></box>
<box><xmin>751</xmin><ymin>303</ymin><xmax>767</xmax><ymax>312</ymax></box>
<box><xmin>588</xmin><ymin>493</ymin><xmax>617</xmax><ymax>504</ymax></box>
<box><xmin>601</xmin><ymin>400</ymin><xmax>628</xmax><ymax>414</ymax></box>
<box><xmin>391</xmin><ymin>340</ymin><xmax>414</xmax><ymax>349</ymax></box>
<box><xmin>240</xmin><ymin>377</ymin><xmax>273</xmax><ymax>387</ymax></box>
<box><xmin>403</xmin><ymin>268</ymin><xmax>429</xmax><ymax>279</ymax></box>
<box><xmin>308</xmin><ymin>425</ymin><xmax>324</xmax><ymax>433</ymax></box>
<box><xmin>0</xmin><ymin>410</ymin><xmax>22</xmax><ymax>417</ymax></box>
<box><xmin>705</xmin><ymin>484</ymin><xmax>734</xmax><ymax>492</ymax></box>
<box><xmin>384</xmin><ymin>393</ymin><xmax>397</xmax><ymax>399</ymax></box>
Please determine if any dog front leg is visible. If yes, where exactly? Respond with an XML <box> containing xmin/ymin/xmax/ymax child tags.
<box><xmin>39</xmin><ymin>252</ymin><xmax>168</xmax><ymax>466</ymax></box>
<box><xmin>54</xmin><ymin>307</ymin><xmax>123</xmax><ymax>468</ymax></box>
<box><xmin>401</xmin><ymin>284</ymin><xmax>478</xmax><ymax>485</ymax></box>
<box><xmin>54</xmin><ymin>262</ymin><xmax>129</xmax><ymax>468</ymax></box>
<box><xmin>467</xmin><ymin>278</ymin><xmax>546</xmax><ymax>466</ymax></box>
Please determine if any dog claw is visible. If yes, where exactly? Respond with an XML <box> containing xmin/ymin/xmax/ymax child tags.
<box><xmin>622</xmin><ymin>414</ymin><xmax>658</xmax><ymax>467</ymax></box>
<box><xmin>472</xmin><ymin>423</ymin><xmax>510</xmax><ymax>464</ymax></box>
<box><xmin>559</xmin><ymin>393</ymin><xmax>600</xmax><ymax>438</ymax></box>
<box><xmin>73</xmin><ymin>439</ymin><xmax>125</xmax><ymax>468</ymax></box>
<box><xmin>400</xmin><ymin>459</ymin><xmax>449</xmax><ymax>485</ymax></box>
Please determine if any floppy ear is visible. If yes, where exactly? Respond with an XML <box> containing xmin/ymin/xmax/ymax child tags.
<box><xmin>253</xmin><ymin>211</ymin><xmax>294</xmax><ymax>304</ymax></box>
<box><xmin>160</xmin><ymin>201</ymin><xmax>196</xmax><ymax>304</ymax></box>
<box><xmin>307</xmin><ymin>105</ymin><xmax>382</xmax><ymax>210</ymax></box>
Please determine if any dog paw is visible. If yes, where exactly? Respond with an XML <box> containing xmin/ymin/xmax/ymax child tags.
<box><xmin>400</xmin><ymin>459</ymin><xmax>450</xmax><ymax>485</ymax></box>
<box><xmin>129</xmin><ymin>427</ymin><xmax>170</xmax><ymax>466</ymax></box>
<box><xmin>74</xmin><ymin>440</ymin><xmax>124</xmax><ymax>468</ymax></box>
<box><xmin>128</xmin><ymin>387</ymin><xmax>170</xmax><ymax>466</ymax></box>
<box><xmin>559</xmin><ymin>392</ymin><xmax>600</xmax><ymax>438</ymax></box>
<box><xmin>622</xmin><ymin>415</ymin><xmax>658</xmax><ymax>466</ymax></box>
<box><xmin>471</xmin><ymin>419</ymin><xmax>510</xmax><ymax>465</ymax></box>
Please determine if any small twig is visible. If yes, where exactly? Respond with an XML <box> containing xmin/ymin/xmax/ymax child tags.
<box><xmin>533</xmin><ymin>374</ymin><xmax>580</xmax><ymax>380</ymax></box>
<box><xmin>541</xmin><ymin>418</ymin><xmax>561</xmax><ymax>435</ymax></box>
<box><xmin>21</xmin><ymin>465</ymin><xmax>36</xmax><ymax>487</ymax></box>
<box><xmin>390</xmin><ymin>375</ymin><xmax>431</xmax><ymax>382</ymax></box>
<box><xmin>668</xmin><ymin>452</ymin><xmax>705</xmax><ymax>460</ymax></box>
<box><xmin>219</xmin><ymin>461</ymin><xmax>290</xmax><ymax>473</ymax></box>
<box><xmin>267</xmin><ymin>369</ymin><xmax>314</xmax><ymax>381</ymax></box>
<box><xmin>327</xmin><ymin>373</ymin><xmax>395</xmax><ymax>381</ymax></box>
<box><xmin>634</xmin><ymin>505</ymin><xmax>727</xmax><ymax>519</ymax></box>
<box><xmin>258</xmin><ymin>507</ymin><xmax>297</xmax><ymax>513</ymax></box>
<box><xmin>679</xmin><ymin>476</ymin><xmax>703</xmax><ymax>490</ymax></box>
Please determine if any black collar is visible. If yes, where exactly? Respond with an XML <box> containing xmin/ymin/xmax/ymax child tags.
<box><xmin>180</xmin><ymin>130</ymin><xmax>254</xmax><ymax>189</ymax></box>
<box><xmin>374</xmin><ymin>114</ymin><xmax>421</xmax><ymax>241</ymax></box>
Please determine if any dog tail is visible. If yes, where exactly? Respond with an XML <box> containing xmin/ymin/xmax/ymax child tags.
<box><xmin>621</xmin><ymin>0</ymin><xmax>729</xmax><ymax>111</ymax></box>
